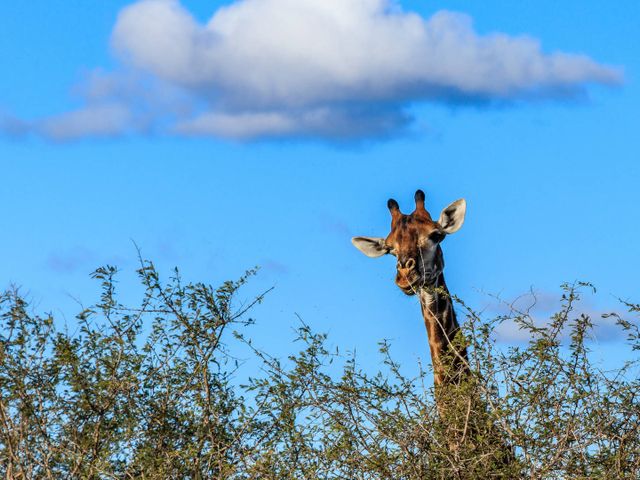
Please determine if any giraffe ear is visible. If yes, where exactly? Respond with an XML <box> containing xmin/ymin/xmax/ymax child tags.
<box><xmin>438</xmin><ymin>199</ymin><xmax>466</xmax><ymax>234</ymax></box>
<box><xmin>351</xmin><ymin>237</ymin><xmax>388</xmax><ymax>258</ymax></box>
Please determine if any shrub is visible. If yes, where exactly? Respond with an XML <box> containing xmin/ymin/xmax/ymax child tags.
<box><xmin>0</xmin><ymin>262</ymin><xmax>638</xmax><ymax>479</ymax></box>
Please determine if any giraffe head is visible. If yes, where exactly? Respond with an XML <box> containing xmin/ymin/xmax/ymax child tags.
<box><xmin>352</xmin><ymin>190</ymin><xmax>466</xmax><ymax>295</ymax></box>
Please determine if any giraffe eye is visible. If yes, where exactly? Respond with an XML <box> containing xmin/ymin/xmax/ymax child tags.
<box><xmin>429</xmin><ymin>231</ymin><xmax>445</xmax><ymax>244</ymax></box>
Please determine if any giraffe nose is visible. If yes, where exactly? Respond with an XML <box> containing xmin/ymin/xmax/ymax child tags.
<box><xmin>397</xmin><ymin>258</ymin><xmax>416</xmax><ymax>271</ymax></box>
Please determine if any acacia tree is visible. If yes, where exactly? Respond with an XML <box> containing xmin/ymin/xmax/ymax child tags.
<box><xmin>0</xmin><ymin>261</ymin><xmax>638</xmax><ymax>479</ymax></box>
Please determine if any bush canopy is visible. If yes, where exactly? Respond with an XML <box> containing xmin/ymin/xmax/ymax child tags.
<box><xmin>1</xmin><ymin>261</ymin><xmax>639</xmax><ymax>479</ymax></box>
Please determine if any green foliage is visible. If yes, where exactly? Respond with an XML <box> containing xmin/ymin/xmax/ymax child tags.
<box><xmin>0</xmin><ymin>264</ymin><xmax>638</xmax><ymax>479</ymax></box>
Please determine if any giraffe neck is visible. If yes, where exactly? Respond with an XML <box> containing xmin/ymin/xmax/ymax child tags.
<box><xmin>417</xmin><ymin>273</ymin><xmax>469</xmax><ymax>386</ymax></box>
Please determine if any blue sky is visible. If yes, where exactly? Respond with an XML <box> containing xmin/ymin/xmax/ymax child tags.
<box><xmin>1</xmin><ymin>0</ymin><xmax>639</xmax><ymax>372</ymax></box>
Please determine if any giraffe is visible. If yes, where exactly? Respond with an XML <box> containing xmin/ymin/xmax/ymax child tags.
<box><xmin>351</xmin><ymin>189</ymin><xmax>469</xmax><ymax>387</ymax></box>
<box><xmin>352</xmin><ymin>191</ymin><xmax>517</xmax><ymax>472</ymax></box>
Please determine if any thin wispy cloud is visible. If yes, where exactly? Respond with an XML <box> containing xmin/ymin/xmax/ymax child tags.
<box><xmin>485</xmin><ymin>289</ymin><xmax>628</xmax><ymax>343</ymax></box>
<box><xmin>41</xmin><ymin>104</ymin><xmax>135</xmax><ymax>141</ymax></box>
<box><xmin>3</xmin><ymin>0</ymin><xmax>623</xmax><ymax>142</ymax></box>
<box><xmin>262</xmin><ymin>259</ymin><xmax>290</xmax><ymax>275</ymax></box>
<box><xmin>45</xmin><ymin>247</ymin><xmax>131</xmax><ymax>274</ymax></box>
<box><xmin>46</xmin><ymin>247</ymin><xmax>97</xmax><ymax>274</ymax></box>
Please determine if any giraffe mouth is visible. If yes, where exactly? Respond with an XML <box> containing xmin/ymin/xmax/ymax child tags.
<box><xmin>397</xmin><ymin>277</ymin><xmax>421</xmax><ymax>295</ymax></box>
<box><xmin>396</xmin><ymin>270</ymin><xmax>422</xmax><ymax>295</ymax></box>
<box><xmin>398</xmin><ymin>270</ymin><xmax>440</xmax><ymax>294</ymax></box>
<box><xmin>400</xmin><ymin>285</ymin><xmax>418</xmax><ymax>296</ymax></box>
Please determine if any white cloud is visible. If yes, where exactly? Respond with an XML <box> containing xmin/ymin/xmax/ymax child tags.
<box><xmin>39</xmin><ymin>104</ymin><xmax>134</xmax><ymax>141</ymax></box>
<box><xmin>3</xmin><ymin>0</ymin><xmax>623</xmax><ymax>141</ymax></box>
<box><xmin>173</xmin><ymin>106</ymin><xmax>411</xmax><ymax>140</ymax></box>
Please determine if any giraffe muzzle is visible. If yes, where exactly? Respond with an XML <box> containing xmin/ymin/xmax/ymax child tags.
<box><xmin>396</xmin><ymin>265</ymin><xmax>421</xmax><ymax>295</ymax></box>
